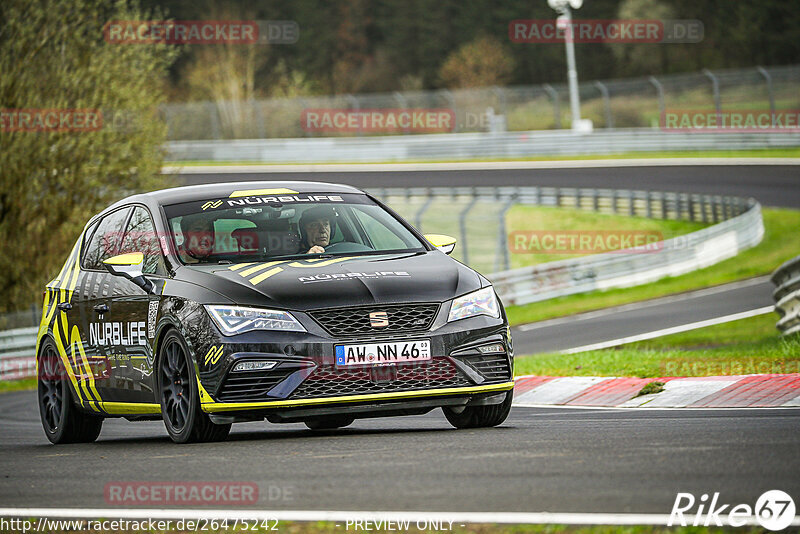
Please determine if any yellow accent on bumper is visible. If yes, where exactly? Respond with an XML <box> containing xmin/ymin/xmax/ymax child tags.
<box><xmin>201</xmin><ymin>381</ymin><xmax>515</xmax><ymax>413</ymax></box>
<box><xmin>96</xmin><ymin>402</ymin><xmax>161</xmax><ymax>415</ymax></box>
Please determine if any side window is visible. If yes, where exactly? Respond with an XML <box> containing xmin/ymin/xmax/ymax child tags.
<box><xmin>119</xmin><ymin>206</ymin><xmax>166</xmax><ymax>275</ymax></box>
<box><xmin>82</xmin><ymin>207</ymin><xmax>131</xmax><ymax>270</ymax></box>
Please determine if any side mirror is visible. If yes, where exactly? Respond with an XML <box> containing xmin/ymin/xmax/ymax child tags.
<box><xmin>103</xmin><ymin>252</ymin><xmax>154</xmax><ymax>294</ymax></box>
<box><xmin>424</xmin><ymin>234</ymin><xmax>457</xmax><ymax>255</ymax></box>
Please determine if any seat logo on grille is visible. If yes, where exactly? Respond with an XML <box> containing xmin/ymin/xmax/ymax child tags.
<box><xmin>369</xmin><ymin>311</ymin><xmax>389</xmax><ymax>328</ymax></box>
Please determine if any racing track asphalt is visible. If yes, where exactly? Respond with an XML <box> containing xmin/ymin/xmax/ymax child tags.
<box><xmin>175</xmin><ymin>164</ymin><xmax>800</xmax><ymax>208</ymax></box>
<box><xmin>1</xmin><ymin>389</ymin><xmax>799</xmax><ymax>514</ymax></box>
<box><xmin>4</xmin><ymin>164</ymin><xmax>790</xmax><ymax>516</ymax></box>
<box><xmin>510</xmin><ymin>277</ymin><xmax>775</xmax><ymax>354</ymax></box>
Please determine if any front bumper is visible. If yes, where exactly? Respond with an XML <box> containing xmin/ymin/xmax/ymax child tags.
<box><xmin>202</xmin><ymin>382</ymin><xmax>514</xmax><ymax>416</ymax></box>
<box><xmin>193</xmin><ymin>309</ymin><xmax>513</xmax><ymax>416</ymax></box>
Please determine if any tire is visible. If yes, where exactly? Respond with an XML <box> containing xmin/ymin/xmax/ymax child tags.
<box><xmin>443</xmin><ymin>390</ymin><xmax>513</xmax><ymax>429</ymax></box>
<box><xmin>38</xmin><ymin>339</ymin><xmax>103</xmax><ymax>444</ymax></box>
<box><xmin>304</xmin><ymin>416</ymin><xmax>354</xmax><ymax>430</ymax></box>
<box><xmin>158</xmin><ymin>331</ymin><xmax>231</xmax><ymax>443</ymax></box>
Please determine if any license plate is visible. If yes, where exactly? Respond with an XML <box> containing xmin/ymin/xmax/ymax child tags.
<box><xmin>335</xmin><ymin>340</ymin><xmax>431</xmax><ymax>367</ymax></box>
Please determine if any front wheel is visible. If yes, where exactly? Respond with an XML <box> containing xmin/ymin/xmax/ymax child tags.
<box><xmin>158</xmin><ymin>331</ymin><xmax>230</xmax><ymax>443</ymax></box>
<box><xmin>443</xmin><ymin>390</ymin><xmax>513</xmax><ymax>429</ymax></box>
<box><xmin>38</xmin><ymin>339</ymin><xmax>103</xmax><ymax>444</ymax></box>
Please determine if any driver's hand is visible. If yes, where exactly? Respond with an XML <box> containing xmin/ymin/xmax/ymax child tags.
<box><xmin>307</xmin><ymin>245</ymin><xmax>325</xmax><ymax>254</ymax></box>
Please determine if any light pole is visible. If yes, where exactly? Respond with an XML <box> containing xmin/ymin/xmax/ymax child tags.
<box><xmin>547</xmin><ymin>0</ymin><xmax>591</xmax><ymax>132</ymax></box>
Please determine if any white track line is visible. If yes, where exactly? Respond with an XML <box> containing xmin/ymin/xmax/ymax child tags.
<box><xmin>518</xmin><ymin>276</ymin><xmax>770</xmax><ymax>332</ymax></box>
<box><xmin>2</xmin><ymin>508</ymin><xmax>797</xmax><ymax>527</ymax></box>
<box><xmin>163</xmin><ymin>158</ymin><xmax>800</xmax><ymax>174</ymax></box>
<box><xmin>560</xmin><ymin>306</ymin><xmax>775</xmax><ymax>354</ymax></box>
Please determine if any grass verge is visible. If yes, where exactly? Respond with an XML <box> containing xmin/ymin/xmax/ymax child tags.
<box><xmin>164</xmin><ymin>147</ymin><xmax>800</xmax><ymax>166</ymax></box>
<box><xmin>506</xmin><ymin>206</ymin><xmax>705</xmax><ymax>269</ymax></box>
<box><xmin>514</xmin><ymin>313</ymin><xmax>800</xmax><ymax>378</ymax></box>
<box><xmin>506</xmin><ymin>208</ymin><xmax>800</xmax><ymax>326</ymax></box>
<box><xmin>0</xmin><ymin>377</ymin><xmax>36</xmax><ymax>393</ymax></box>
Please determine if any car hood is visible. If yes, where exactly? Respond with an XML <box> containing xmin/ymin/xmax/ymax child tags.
<box><xmin>177</xmin><ymin>252</ymin><xmax>483</xmax><ymax>311</ymax></box>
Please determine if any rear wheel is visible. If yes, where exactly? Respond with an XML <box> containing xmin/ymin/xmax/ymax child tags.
<box><xmin>304</xmin><ymin>416</ymin><xmax>354</xmax><ymax>430</ymax></box>
<box><xmin>38</xmin><ymin>339</ymin><xmax>103</xmax><ymax>444</ymax></box>
<box><xmin>158</xmin><ymin>331</ymin><xmax>230</xmax><ymax>443</ymax></box>
<box><xmin>443</xmin><ymin>390</ymin><xmax>513</xmax><ymax>429</ymax></box>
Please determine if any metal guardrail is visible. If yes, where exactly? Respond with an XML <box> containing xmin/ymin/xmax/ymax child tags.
<box><xmin>771</xmin><ymin>255</ymin><xmax>800</xmax><ymax>336</ymax></box>
<box><xmin>0</xmin><ymin>327</ymin><xmax>38</xmax><ymax>381</ymax></box>
<box><xmin>372</xmin><ymin>187</ymin><xmax>763</xmax><ymax>307</ymax></box>
<box><xmin>165</xmin><ymin>128</ymin><xmax>800</xmax><ymax>163</ymax></box>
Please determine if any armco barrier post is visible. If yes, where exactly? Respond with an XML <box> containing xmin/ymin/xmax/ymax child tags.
<box><xmin>439</xmin><ymin>89</ymin><xmax>457</xmax><ymax>133</ymax></box>
<box><xmin>346</xmin><ymin>94</ymin><xmax>361</xmax><ymax>137</ymax></box>
<box><xmin>394</xmin><ymin>92</ymin><xmax>410</xmax><ymax>135</ymax></box>
<box><xmin>702</xmin><ymin>69</ymin><xmax>722</xmax><ymax>116</ymax></box>
<box><xmin>771</xmin><ymin>255</ymin><xmax>800</xmax><ymax>336</ymax></box>
<box><xmin>458</xmin><ymin>191</ymin><xmax>479</xmax><ymax>266</ymax></box>
<box><xmin>649</xmin><ymin>76</ymin><xmax>665</xmax><ymax>123</ymax></box>
<box><xmin>414</xmin><ymin>190</ymin><xmax>434</xmax><ymax>232</ymax></box>
<box><xmin>594</xmin><ymin>81</ymin><xmax>613</xmax><ymax>129</ymax></box>
<box><xmin>542</xmin><ymin>84</ymin><xmax>561</xmax><ymax>129</ymax></box>
<box><xmin>757</xmin><ymin>66</ymin><xmax>776</xmax><ymax>118</ymax></box>
<box><xmin>495</xmin><ymin>194</ymin><xmax>517</xmax><ymax>273</ymax></box>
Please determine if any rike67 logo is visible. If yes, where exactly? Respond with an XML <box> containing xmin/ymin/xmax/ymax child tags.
<box><xmin>669</xmin><ymin>490</ymin><xmax>796</xmax><ymax>530</ymax></box>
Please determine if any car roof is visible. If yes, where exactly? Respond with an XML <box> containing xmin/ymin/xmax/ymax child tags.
<box><xmin>104</xmin><ymin>181</ymin><xmax>366</xmax><ymax>212</ymax></box>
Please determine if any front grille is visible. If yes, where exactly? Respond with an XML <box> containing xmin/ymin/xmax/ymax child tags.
<box><xmin>290</xmin><ymin>358</ymin><xmax>470</xmax><ymax>399</ymax></box>
<box><xmin>309</xmin><ymin>303</ymin><xmax>439</xmax><ymax>338</ymax></box>
<box><xmin>217</xmin><ymin>370</ymin><xmax>295</xmax><ymax>401</ymax></box>
<box><xmin>461</xmin><ymin>354</ymin><xmax>512</xmax><ymax>382</ymax></box>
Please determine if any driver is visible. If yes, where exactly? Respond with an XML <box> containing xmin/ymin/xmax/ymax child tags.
<box><xmin>298</xmin><ymin>206</ymin><xmax>336</xmax><ymax>254</ymax></box>
<box><xmin>180</xmin><ymin>214</ymin><xmax>215</xmax><ymax>262</ymax></box>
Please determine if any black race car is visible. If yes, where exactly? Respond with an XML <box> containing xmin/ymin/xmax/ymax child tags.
<box><xmin>36</xmin><ymin>182</ymin><xmax>514</xmax><ymax>443</ymax></box>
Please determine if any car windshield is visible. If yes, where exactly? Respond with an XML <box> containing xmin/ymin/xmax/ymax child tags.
<box><xmin>163</xmin><ymin>192</ymin><xmax>426</xmax><ymax>264</ymax></box>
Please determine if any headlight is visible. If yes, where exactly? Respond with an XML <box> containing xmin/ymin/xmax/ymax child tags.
<box><xmin>205</xmin><ymin>305</ymin><xmax>306</xmax><ymax>335</ymax></box>
<box><xmin>448</xmin><ymin>287</ymin><xmax>500</xmax><ymax>322</ymax></box>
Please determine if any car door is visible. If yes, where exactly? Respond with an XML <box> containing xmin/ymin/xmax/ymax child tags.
<box><xmin>102</xmin><ymin>205</ymin><xmax>168</xmax><ymax>404</ymax></box>
<box><xmin>78</xmin><ymin>206</ymin><xmax>132</xmax><ymax>405</ymax></box>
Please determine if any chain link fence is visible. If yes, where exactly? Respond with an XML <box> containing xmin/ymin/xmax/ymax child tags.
<box><xmin>161</xmin><ymin>64</ymin><xmax>800</xmax><ymax>140</ymax></box>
